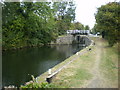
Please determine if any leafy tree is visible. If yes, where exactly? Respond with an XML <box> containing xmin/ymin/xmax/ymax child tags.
<box><xmin>69</xmin><ymin>22</ymin><xmax>84</xmax><ymax>30</ymax></box>
<box><xmin>95</xmin><ymin>2</ymin><xmax>120</xmax><ymax>46</ymax></box>
<box><xmin>2</xmin><ymin>2</ymin><xmax>26</xmax><ymax>49</ymax></box>
<box><xmin>92</xmin><ymin>23</ymin><xmax>100</xmax><ymax>34</ymax></box>
<box><xmin>74</xmin><ymin>22</ymin><xmax>84</xmax><ymax>30</ymax></box>
<box><xmin>2</xmin><ymin>1</ymin><xmax>76</xmax><ymax>50</ymax></box>
<box><xmin>53</xmin><ymin>2</ymin><xmax>76</xmax><ymax>35</ymax></box>
<box><xmin>84</xmin><ymin>25</ymin><xmax>90</xmax><ymax>30</ymax></box>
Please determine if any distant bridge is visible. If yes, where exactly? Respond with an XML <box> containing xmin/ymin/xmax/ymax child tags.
<box><xmin>67</xmin><ymin>30</ymin><xmax>90</xmax><ymax>35</ymax></box>
<box><xmin>66</xmin><ymin>30</ymin><xmax>90</xmax><ymax>44</ymax></box>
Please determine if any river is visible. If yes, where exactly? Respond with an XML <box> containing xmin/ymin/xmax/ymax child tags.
<box><xmin>2</xmin><ymin>44</ymin><xmax>85</xmax><ymax>87</ymax></box>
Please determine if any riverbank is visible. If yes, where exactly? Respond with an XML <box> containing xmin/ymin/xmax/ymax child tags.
<box><xmin>50</xmin><ymin>37</ymin><xmax>118</xmax><ymax>88</ymax></box>
<box><xmin>21</xmin><ymin>36</ymin><xmax>118</xmax><ymax>88</ymax></box>
<box><xmin>2</xmin><ymin>35</ymin><xmax>72</xmax><ymax>51</ymax></box>
<box><xmin>22</xmin><ymin>36</ymin><xmax>94</xmax><ymax>87</ymax></box>
<box><xmin>2</xmin><ymin>43</ymin><xmax>44</xmax><ymax>51</ymax></box>
<box><xmin>3</xmin><ymin>35</ymin><xmax>91</xmax><ymax>51</ymax></box>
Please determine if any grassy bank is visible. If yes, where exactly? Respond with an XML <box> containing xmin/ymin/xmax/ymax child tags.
<box><xmin>100</xmin><ymin>39</ymin><xmax>118</xmax><ymax>87</ymax></box>
<box><xmin>50</xmin><ymin>37</ymin><xmax>118</xmax><ymax>88</ymax></box>
<box><xmin>22</xmin><ymin>37</ymin><xmax>94</xmax><ymax>88</ymax></box>
<box><xmin>22</xmin><ymin>37</ymin><xmax>118</xmax><ymax>88</ymax></box>
<box><xmin>50</xmin><ymin>38</ymin><xmax>96</xmax><ymax>88</ymax></box>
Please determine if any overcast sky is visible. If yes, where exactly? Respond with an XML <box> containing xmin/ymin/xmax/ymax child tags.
<box><xmin>74</xmin><ymin>0</ymin><xmax>119</xmax><ymax>29</ymax></box>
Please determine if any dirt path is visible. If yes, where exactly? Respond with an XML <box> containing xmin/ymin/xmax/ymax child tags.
<box><xmin>86</xmin><ymin>38</ymin><xmax>110</xmax><ymax>88</ymax></box>
<box><xmin>45</xmin><ymin>37</ymin><xmax>118</xmax><ymax>88</ymax></box>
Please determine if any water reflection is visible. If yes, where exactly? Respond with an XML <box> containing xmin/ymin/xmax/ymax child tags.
<box><xmin>2</xmin><ymin>44</ymin><xmax>84</xmax><ymax>87</ymax></box>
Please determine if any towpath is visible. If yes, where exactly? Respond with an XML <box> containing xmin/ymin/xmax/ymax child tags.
<box><xmin>86</xmin><ymin>38</ymin><xmax>111</xmax><ymax>88</ymax></box>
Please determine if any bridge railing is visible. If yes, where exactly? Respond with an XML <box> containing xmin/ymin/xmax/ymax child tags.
<box><xmin>67</xmin><ymin>30</ymin><xmax>90</xmax><ymax>35</ymax></box>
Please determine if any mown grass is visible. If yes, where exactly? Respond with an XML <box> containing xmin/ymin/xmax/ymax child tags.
<box><xmin>100</xmin><ymin>39</ymin><xmax>118</xmax><ymax>87</ymax></box>
<box><xmin>51</xmin><ymin>68</ymin><xmax>92</xmax><ymax>88</ymax></box>
<box><xmin>51</xmin><ymin>43</ymin><xmax>96</xmax><ymax>88</ymax></box>
<box><xmin>26</xmin><ymin>37</ymin><xmax>118</xmax><ymax>88</ymax></box>
<box><xmin>36</xmin><ymin>40</ymin><xmax>94</xmax><ymax>84</ymax></box>
<box><xmin>36</xmin><ymin>37</ymin><xmax>99</xmax><ymax>88</ymax></box>
<box><xmin>50</xmin><ymin>37</ymin><xmax>118</xmax><ymax>88</ymax></box>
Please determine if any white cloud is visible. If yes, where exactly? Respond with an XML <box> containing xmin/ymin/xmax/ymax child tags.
<box><xmin>75</xmin><ymin>0</ymin><xmax>119</xmax><ymax>29</ymax></box>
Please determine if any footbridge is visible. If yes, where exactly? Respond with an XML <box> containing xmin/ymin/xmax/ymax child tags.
<box><xmin>67</xmin><ymin>30</ymin><xmax>90</xmax><ymax>35</ymax></box>
<box><xmin>52</xmin><ymin>30</ymin><xmax>91</xmax><ymax>46</ymax></box>
<box><xmin>66</xmin><ymin>30</ymin><xmax>90</xmax><ymax>44</ymax></box>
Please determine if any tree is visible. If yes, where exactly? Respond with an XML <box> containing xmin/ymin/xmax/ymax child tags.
<box><xmin>53</xmin><ymin>2</ymin><xmax>76</xmax><ymax>35</ymax></box>
<box><xmin>2</xmin><ymin>2</ymin><xmax>57</xmax><ymax>49</ymax></box>
<box><xmin>74</xmin><ymin>22</ymin><xmax>84</xmax><ymax>30</ymax></box>
<box><xmin>2</xmin><ymin>1</ymin><xmax>76</xmax><ymax>50</ymax></box>
<box><xmin>95</xmin><ymin>2</ymin><xmax>120</xmax><ymax>46</ymax></box>
<box><xmin>92</xmin><ymin>23</ymin><xmax>100</xmax><ymax>34</ymax></box>
<box><xmin>84</xmin><ymin>25</ymin><xmax>90</xmax><ymax>30</ymax></box>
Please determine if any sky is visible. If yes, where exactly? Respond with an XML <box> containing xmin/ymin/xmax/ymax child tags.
<box><xmin>74</xmin><ymin>0</ymin><xmax>119</xmax><ymax>29</ymax></box>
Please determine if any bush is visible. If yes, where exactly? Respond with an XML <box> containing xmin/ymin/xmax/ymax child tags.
<box><xmin>20</xmin><ymin>75</ymin><xmax>54</xmax><ymax>88</ymax></box>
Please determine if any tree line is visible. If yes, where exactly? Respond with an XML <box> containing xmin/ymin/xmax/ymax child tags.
<box><xmin>2</xmin><ymin>2</ymin><xmax>77</xmax><ymax>50</ymax></box>
<box><xmin>70</xmin><ymin>22</ymin><xmax>90</xmax><ymax>30</ymax></box>
<box><xmin>93</xmin><ymin>2</ymin><xmax>120</xmax><ymax>46</ymax></box>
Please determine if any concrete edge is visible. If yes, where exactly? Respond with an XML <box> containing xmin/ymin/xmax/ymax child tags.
<box><xmin>22</xmin><ymin>36</ymin><xmax>95</xmax><ymax>86</ymax></box>
<box><xmin>36</xmin><ymin>36</ymin><xmax>95</xmax><ymax>84</ymax></box>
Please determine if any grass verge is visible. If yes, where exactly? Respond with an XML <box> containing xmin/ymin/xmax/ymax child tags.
<box><xmin>100</xmin><ymin>40</ymin><xmax>118</xmax><ymax>87</ymax></box>
<box><xmin>24</xmin><ymin>37</ymin><xmax>118</xmax><ymax>88</ymax></box>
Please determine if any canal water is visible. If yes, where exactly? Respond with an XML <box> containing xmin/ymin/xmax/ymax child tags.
<box><xmin>2</xmin><ymin>44</ymin><xmax>85</xmax><ymax>87</ymax></box>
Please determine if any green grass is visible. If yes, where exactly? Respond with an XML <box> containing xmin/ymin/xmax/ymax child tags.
<box><xmin>51</xmin><ymin>68</ymin><xmax>92</xmax><ymax>88</ymax></box>
<box><xmin>100</xmin><ymin>41</ymin><xmax>118</xmax><ymax>87</ymax></box>
<box><xmin>51</xmin><ymin>37</ymin><xmax>118</xmax><ymax>88</ymax></box>
<box><xmin>68</xmin><ymin>69</ymin><xmax>92</xmax><ymax>87</ymax></box>
<box><xmin>24</xmin><ymin>37</ymin><xmax>118</xmax><ymax>88</ymax></box>
<box><xmin>51</xmin><ymin>44</ymin><xmax>95</xmax><ymax>88</ymax></box>
<box><xmin>0</xmin><ymin>38</ymin><xmax>2</xmax><ymax>45</ymax></box>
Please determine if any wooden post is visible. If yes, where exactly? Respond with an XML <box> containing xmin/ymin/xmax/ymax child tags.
<box><xmin>76</xmin><ymin>52</ymin><xmax>79</xmax><ymax>55</ymax></box>
<box><xmin>46</xmin><ymin>77</ymin><xmax>52</xmax><ymax>83</ymax></box>
<box><xmin>48</xmin><ymin>69</ymin><xmax>51</xmax><ymax>75</ymax></box>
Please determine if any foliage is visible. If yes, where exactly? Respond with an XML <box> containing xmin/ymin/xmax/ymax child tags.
<box><xmin>2</xmin><ymin>2</ymin><xmax>76</xmax><ymax>50</ymax></box>
<box><xmin>95</xmin><ymin>2</ymin><xmax>120</xmax><ymax>46</ymax></box>
<box><xmin>84</xmin><ymin>25</ymin><xmax>90</xmax><ymax>30</ymax></box>
<box><xmin>70</xmin><ymin>22</ymin><xmax>84</xmax><ymax>30</ymax></box>
<box><xmin>53</xmin><ymin>2</ymin><xmax>76</xmax><ymax>35</ymax></box>
<box><xmin>21</xmin><ymin>82</ymin><xmax>53</xmax><ymax>88</ymax></box>
<box><xmin>91</xmin><ymin>24</ymin><xmax>98</xmax><ymax>34</ymax></box>
<box><xmin>75</xmin><ymin>22</ymin><xmax>84</xmax><ymax>30</ymax></box>
<box><xmin>20</xmin><ymin>75</ymin><xmax>55</xmax><ymax>88</ymax></box>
